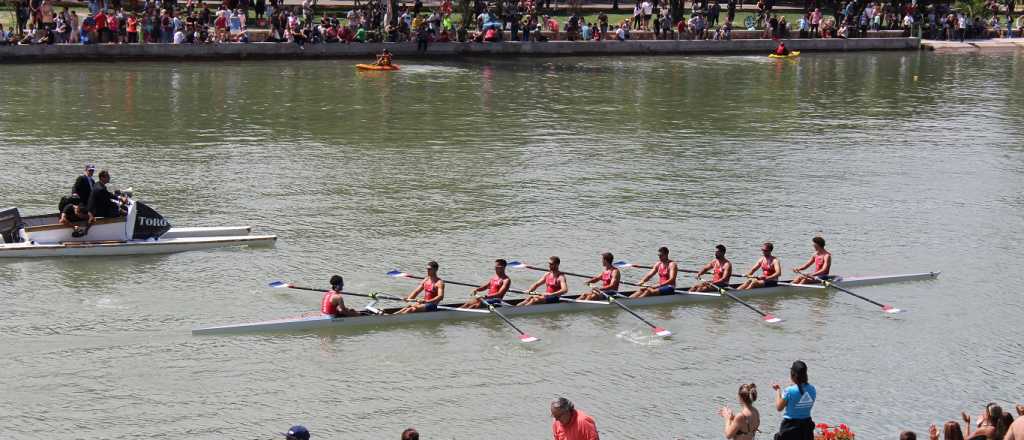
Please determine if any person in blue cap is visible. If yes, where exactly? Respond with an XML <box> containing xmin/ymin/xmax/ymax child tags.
<box><xmin>282</xmin><ymin>425</ymin><xmax>310</xmax><ymax>440</ymax></box>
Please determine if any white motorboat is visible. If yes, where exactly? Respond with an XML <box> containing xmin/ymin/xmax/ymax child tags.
<box><xmin>0</xmin><ymin>197</ymin><xmax>276</xmax><ymax>258</ymax></box>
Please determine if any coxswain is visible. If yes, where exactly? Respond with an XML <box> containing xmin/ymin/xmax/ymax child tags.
<box><xmin>395</xmin><ymin>261</ymin><xmax>445</xmax><ymax>314</ymax></box>
<box><xmin>460</xmin><ymin>259</ymin><xmax>511</xmax><ymax>309</ymax></box>
<box><xmin>516</xmin><ymin>256</ymin><xmax>569</xmax><ymax>307</ymax></box>
<box><xmin>738</xmin><ymin>242</ymin><xmax>782</xmax><ymax>290</ymax></box>
<box><xmin>578</xmin><ymin>252</ymin><xmax>620</xmax><ymax>301</ymax></box>
<box><xmin>376</xmin><ymin>48</ymin><xmax>393</xmax><ymax>66</ymax></box>
<box><xmin>321</xmin><ymin>275</ymin><xmax>360</xmax><ymax>317</ymax></box>
<box><xmin>630</xmin><ymin>246</ymin><xmax>678</xmax><ymax>298</ymax></box>
<box><xmin>690</xmin><ymin>244</ymin><xmax>733</xmax><ymax>292</ymax></box>
<box><xmin>774</xmin><ymin>40</ymin><xmax>790</xmax><ymax>55</ymax></box>
<box><xmin>791</xmin><ymin>236</ymin><xmax>832</xmax><ymax>284</ymax></box>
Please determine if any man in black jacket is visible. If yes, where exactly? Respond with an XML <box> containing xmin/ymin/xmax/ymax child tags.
<box><xmin>87</xmin><ymin>170</ymin><xmax>124</xmax><ymax>222</ymax></box>
<box><xmin>72</xmin><ymin>164</ymin><xmax>96</xmax><ymax>206</ymax></box>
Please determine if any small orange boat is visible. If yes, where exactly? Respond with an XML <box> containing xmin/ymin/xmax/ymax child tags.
<box><xmin>356</xmin><ymin>64</ymin><xmax>400</xmax><ymax>71</ymax></box>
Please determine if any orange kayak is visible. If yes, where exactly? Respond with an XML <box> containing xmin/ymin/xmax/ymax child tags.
<box><xmin>356</xmin><ymin>64</ymin><xmax>400</xmax><ymax>71</ymax></box>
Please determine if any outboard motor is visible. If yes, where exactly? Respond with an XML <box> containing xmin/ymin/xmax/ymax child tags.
<box><xmin>132</xmin><ymin>202</ymin><xmax>172</xmax><ymax>239</ymax></box>
<box><xmin>0</xmin><ymin>207</ymin><xmax>24</xmax><ymax>243</ymax></box>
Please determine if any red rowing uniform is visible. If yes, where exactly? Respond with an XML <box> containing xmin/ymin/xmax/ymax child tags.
<box><xmin>545</xmin><ymin>273</ymin><xmax>563</xmax><ymax>293</ymax></box>
<box><xmin>711</xmin><ymin>259</ymin><xmax>728</xmax><ymax>284</ymax></box>
<box><xmin>760</xmin><ymin>256</ymin><xmax>779</xmax><ymax>280</ymax></box>
<box><xmin>599</xmin><ymin>268</ymin><xmax>619</xmax><ymax>290</ymax></box>
<box><xmin>813</xmin><ymin>253</ymin><xmax>830</xmax><ymax>275</ymax></box>
<box><xmin>486</xmin><ymin>275</ymin><xmax>507</xmax><ymax>298</ymax></box>
<box><xmin>422</xmin><ymin>278</ymin><xmax>441</xmax><ymax>302</ymax></box>
<box><xmin>655</xmin><ymin>261</ymin><xmax>675</xmax><ymax>286</ymax></box>
<box><xmin>321</xmin><ymin>290</ymin><xmax>341</xmax><ymax>315</ymax></box>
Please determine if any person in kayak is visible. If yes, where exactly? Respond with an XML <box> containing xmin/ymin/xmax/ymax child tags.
<box><xmin>321</xmin><ymin>275</ymin><xmax>360</xmax><ymax>317</ymax></box>
<box><xmin>774</xmin><ymin>40</ymin><xmax>790</xmax><ymax>55</ymax></box>
<box><xmin>375</xmin><ymin>48</ymin><xmax>393</xmax><ymax>66</ymax></box>
<box><xmin>395</xmin><ymin>261</ymin><xmax>445</xmax><ymax>314</ymax></box>
<box><xmin>578</xmin><ymin>252</ymin><xmax>620</xmax><ymax>301</ymax></box>
<box><xmin>517</xmin><ymin>256</ymin><xmax>569</xmax><ymax>307</ymax></box>
<box><xmin>460</xmin><ymin>259</ymin><xmax>511</xmax><ymax>309</ymax></box>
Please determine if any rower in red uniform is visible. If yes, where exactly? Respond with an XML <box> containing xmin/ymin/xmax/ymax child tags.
<box><xmin>517</xmin><ymin>256</ymin><xmax>569</xmax><ymax>307</ymax></box>
<box><xmin>691</xmin><ymin>244</ymin><xmax>733</xmax><ymax>292</ymax></box>
<box><xmin>460</xmin><ymin>259</ymin><xmax>512</xmax><ymax>309</ymax></box>
<box><xmin>738</xmin><ymin>242</ymin><xmax>782</xmax><ymax>290</ymax></box>
<box><xmin>792</xmin><ymin>236</ymin><xmax>832</xmax><ymax>284</ymax></box>
<box><xmin>578</xmin><ymin>252</ymin><xmax>620</xmax><ymax>301</ymax></box>
<box><xmin>395</xmin><ymin>261</ymin><xmax>445</xmax><ymax>314</ymax></box>
<box><xmin>630</xmin><ymin>246</ymin><xmax>678</xmax><ymax>298</ymax></box>
<box><xmin>321</xmin><ymin>275</ymin><xmax>361</xmax><ymax>317</ymax></box>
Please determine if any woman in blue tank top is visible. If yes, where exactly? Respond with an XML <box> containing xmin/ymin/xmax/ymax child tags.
<box><xmin>772</xmin><ymin>360</ymin><xmax>816</xmax><ymax>440</ymax></box>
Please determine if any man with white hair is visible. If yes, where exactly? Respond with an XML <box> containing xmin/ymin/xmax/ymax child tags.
<box><xmin>550</xmin><ymin>397</ymin><xmax>599</xmax><ymax>440</ymax></box>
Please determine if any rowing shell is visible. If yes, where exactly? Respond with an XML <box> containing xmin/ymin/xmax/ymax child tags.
<box><xmin>192</xmin><ymin>272</ymin><xmax>938</xmax><ymax>335</ymax></box>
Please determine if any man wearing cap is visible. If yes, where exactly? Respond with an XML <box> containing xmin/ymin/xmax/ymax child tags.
<box><xmin>321</xmin><ymin>275</ymin><xmax>361</xmax><ymax>317</ymax></box>
<box><xmin>87</xmin><ymin>170</ymin><xmax>124</xmax><ymax>222</ymax></box>
<box><xmin>282</xmin><ymin>425</ymin><xmax>310</xmax><ymax>440</ymax></box>
<box><xmin>72</xmin><ymin>164</ymin><xmax>96</xmax><ymax>206</ymax></box>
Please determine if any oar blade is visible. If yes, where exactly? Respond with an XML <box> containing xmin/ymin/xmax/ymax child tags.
<box><xmin>882</xmin><ymin>305</ymin><xmax>903</xmax><ymax>314</ymax></box>
<box><xmin>762</xmin><ymin>314</ymin><xmax>783</xmax><ymax>324</ymax></box>
<box><xmin>386</xmin><ymin>270</ymin><xmax>410</xmax><ymax>278</ymax></box>
<box><xmin>653</xmin><ymin>327</ymin><xmax>673</xmax><ymax>337</ymax></box>
<box><xmin>507</xmin><ymin>261</ymin><xmax>528</xmax><ymax>269</ymax></box>
<box><xmin>268</xmin><ymin>281</ymin><xmax>292</xmax><ymax>288</ymax></box>
<box><xmin>612</xmin><ymin>260</ymin><xmax>633</xmax><ymax>269</ymax></box>
<box><xmin>518</xmin><ymin>334</ymin><xmax>540</xmax><ymax>343</ymax></box>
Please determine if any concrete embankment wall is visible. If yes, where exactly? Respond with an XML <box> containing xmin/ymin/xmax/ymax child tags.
<box><xmin>0</xmin><ymin>38</ymin><xmax>920</xmax><ymax>62</ymax></box>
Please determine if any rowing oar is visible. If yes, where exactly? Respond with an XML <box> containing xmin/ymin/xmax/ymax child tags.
<box><xmin>613</xmin><ymin>261</ymin><xmax>781</xmax><ymax>324</ymax></box>
<box><xmin>385</xmin><ymin>271</ymin><xmax>540</xmax><ymax>343</ymax></box>
<box><xmin>797</xmin><ymin>272</ymin><xmax>903</xmax><ymax>314</ymax></box>
<box><xmin>694</xmin><ymin>277</ymin><xmax>783</xmax><ymax>323</ymax></box>
<box><xmin>268</xmin><ymin>281</ymin><xmax>413</xmax><ymax>302</ymax></box>
<box><xmin>613</xmin><ymin>261</ymin><xmax>759</xmax><ymax>280</ymax></box>
<box><xmin>507</xmin><ymin>261</ymin><xmax>646</xmax><ymax>287</ymax></box>
<box><xmin>507</xmin><ymin>261</ymin><xmax>672</xmax><ymax>337</ymax></box>
<box><xmin>387</xmin><ymin>270</ymin><xmax>603</xmax><ymax>304</ymax></box>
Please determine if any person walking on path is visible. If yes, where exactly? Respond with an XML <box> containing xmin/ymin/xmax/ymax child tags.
<box><xmin>772</xmin><ymin>361</ymin><xmax>816</xmax><ymax>440</ymax></box>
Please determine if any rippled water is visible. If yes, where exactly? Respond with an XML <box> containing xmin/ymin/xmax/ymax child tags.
<box><xmin>1</xmin><ymin>51</ymin><xmax>1023</xmax><ymax>439</ymax></box>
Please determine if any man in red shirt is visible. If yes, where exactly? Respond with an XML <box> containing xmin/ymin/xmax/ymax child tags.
<box><xmin>551</xmin><ymin>397</ymin><xmax>600</xmax><ymax>440</ymax></box>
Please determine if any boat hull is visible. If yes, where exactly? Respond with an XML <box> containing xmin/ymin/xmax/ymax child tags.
<box><xmin>0</xmin><ymin>234</ymin><xmax>276</xmax><ymax>258</ymax></box>
<box><xmin>193</xmin><ymin>272</ymin><xmax>939</xmax><ymax>335</ymax></box>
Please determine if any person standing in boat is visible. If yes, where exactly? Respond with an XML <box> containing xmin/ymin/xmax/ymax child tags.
<box><xmin>630</xmin><ymin>246</ymin><xmax>678</xmax><ymax>298</ymax></box>
<box><xmin>578</xmin><ymin>252</ymin><xmax>620</xmax><ymax>301</ymax></box>
<box><xmin>395</xmin><ymin>261</ymin><xmax>445</xmax><ymax>314</ymax></box>
<box><xmin>86</xmin><ymin>170</ymin><xmax>126</xmax><ymax>223</ymax></box>
<box><xmin>690</xmin><ymin>244</ymin><xmax>733</xmax><ymax>292</ymax></box>
<box><xmin>72</xmin><ymin>164</ymin><xmax>96</xmax><ymax>206</ymax></box>
<box><xmin>738</xmin><ymin>242</ymin><xmax>781</xmax><ymax>290</ymax></box>
<box><xmin>517</xmin><ymin>256</ymin><xmax>569</xmax><ymax>307</ymax></box>
<box><xmin>321</xmin><ymin>275</ymin><xmax>360</xmax><ymax>317</ymax></box>
<box><xmin>772</xmin><ymin>360</ymin><xmax>816</xmax><ymax>440</ymax></box>
<box><xmin>460</xmin><ymin>259</ymin><xmax>511</xmax><ymax>309</ymax></box>
<box><xmin>791</xmin><ymin>236</ymin><xmax>832</xmax><ymax>284</ymax></box>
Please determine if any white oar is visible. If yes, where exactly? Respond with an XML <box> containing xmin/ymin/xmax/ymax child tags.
<box><xmin>508</xmin><ymin>261</ymin><xmax>673</xmax><ymax>337</ymax></box>
<box><xmin>615</xmin><ymin>260</ymin><xmax>783</xmax><ymax>324</ymax></box>
<box><xmin>386</xmin><ymin>271</ymin><xmax>540</xmax><ymax>343</ymax></box>
<box><xmin>797</xmin><ymin>272</ymin><xmax>903</xmax><ymax>314</ymax></box>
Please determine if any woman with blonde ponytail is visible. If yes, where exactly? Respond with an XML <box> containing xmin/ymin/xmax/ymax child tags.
<box><xmin>720</xmin><ymin>383</ymin><xmax>761</xmax><ymax>439</ymax></box>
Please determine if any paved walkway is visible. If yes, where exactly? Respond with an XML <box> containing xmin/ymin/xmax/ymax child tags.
<box><xmin>921</xmin><ymin>38</ymin><xmax>1024</xmax><ymax>51</ymax></box>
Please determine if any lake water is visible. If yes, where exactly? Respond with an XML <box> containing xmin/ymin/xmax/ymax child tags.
<box><xmin>1</xmin><ymin>50</ymin><xmax>1022</xmax><ymax>439</ymax></box>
